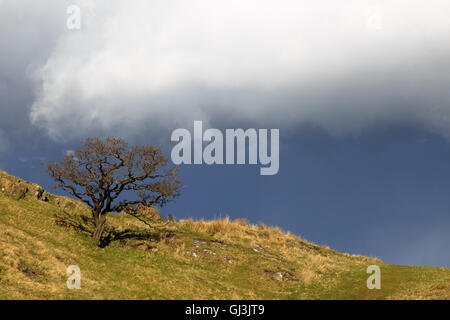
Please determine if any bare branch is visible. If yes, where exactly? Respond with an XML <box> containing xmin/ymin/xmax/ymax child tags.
<box><xmin>44</xmin><ymin>137</ymin><xmax>182</xmax><ymax>246</ymax></box>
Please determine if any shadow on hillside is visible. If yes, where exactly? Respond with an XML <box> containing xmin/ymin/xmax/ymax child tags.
<box><xmin>54</xmin><ymin>210</ymin><xmax>176</xmax><ymax>248</ymax></box>
<box><xmin>54</xmin><ymin>210</ymin><xmax>93</xmax><ymax>234</ymax></box>
<box><xmin>99</xmin><ymin>228</ymin><xmax>176</xmax><ymax>248</ymax></box>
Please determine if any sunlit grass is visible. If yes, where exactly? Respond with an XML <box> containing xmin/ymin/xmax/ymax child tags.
<box><xmin>0</xmin><ymin>169</ymin><xmax>449</xmax><ymax>299</ymax></box>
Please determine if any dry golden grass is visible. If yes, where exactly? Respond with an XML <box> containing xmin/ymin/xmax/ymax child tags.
<box><xmin>233</xmin><ymin>218</ymin><xmax>250</xmax><ymax>227</ymax></box>
<box><xmin>179</xmin><ymin>216</ymin><xmax>246</xmax><ymax>235</ymax></box>
<box><xmin>0</xmin><ymin>169</ymin><xmax>449</xmax><ymax>300</ymax></box>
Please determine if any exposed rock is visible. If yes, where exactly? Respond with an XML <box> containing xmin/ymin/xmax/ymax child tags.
<box><xmin>273</xmin><ymin>272</ymin><xmax>284</xmax><ymax>281</ymax></box>
<box><xmin>210</xmin><ymin>241</ymin><xmax>227</xmax><ymax>248</ymax></box>
<box><xmin>223</xmin><ymin>256</ymin><xmax>237</xmax><ymax>264</ymax></box>
<box><xmin>186</xmin><ymin>251</ymin><xmax>200</xmax><ymax>259</ymax></box>
<box><xmin>253</xmin><ymin>244</ymin><xmax>264</xmax><ymax>253</ymax></box>
<box><xmin>202</xmin><ymin>248</ymin><xmax>216</xmax><ymax>256</ymax></box>
<box><xmin>193</xmin><ymin>239</ymin><xmax>208</xmax><ymax>247</ymax></box>
<box><xmin>264</xmin><ymin>269</ymin><xmax>297</xmax><ymax>282</ymax></box>
<box><xmin>193</xmin><ymin>239</ymin><xmax>227</xmax><ymax>248</ymax></box>
<box><xmin>0</xmin><ymin>178</ymin><xmax>28</xmax><ymax>200</ymax></box>
<box><xmin>35</xmin><ymin>186</ymin><xmax>49</xmax><ymax>202</ymax></box>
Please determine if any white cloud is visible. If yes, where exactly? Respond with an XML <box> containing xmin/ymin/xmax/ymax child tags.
<box><xmin>26</xmin><ymin>0</ymin><xmax>450</xmax><ymax>139</ymax></box>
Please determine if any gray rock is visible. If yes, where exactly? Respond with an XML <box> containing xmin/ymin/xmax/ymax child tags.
<box><xmin>35</xmin><ymin>187</ymin><xmax>49</xmax><ymax>202</ymax></box>
<box><xmin>253</xmin><ymin>244</ymin><xmax>264</xmax><ymax>253</ymax></box>
<box><xmin>193</xmin><ymin>239</ymin><xmax>227</xmax><ymax>248</ymax></box>
<box><xmin>273</xmin><ymin>272</ymin><xmax>283</xmax><ymax>281</ymax></box>
<box><xmin>0</xmin><ymin>178</ymin><xmax>28</xmax><ymax>200</ymax></box>
<box><xmin>264</xmin><ymin>270</ymin><xmax>297</xmax><ymax>282</ymax></box>
<box><xmin>202</xmin><ymin>248</ymin><xmax>216</xmax><ymax>256</ymax></box>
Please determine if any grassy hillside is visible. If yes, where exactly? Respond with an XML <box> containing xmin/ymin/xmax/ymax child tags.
<box><xmin>0</xmin><ymin>169</ymin><xmax>449</xmax><ymax>300</ymax></box>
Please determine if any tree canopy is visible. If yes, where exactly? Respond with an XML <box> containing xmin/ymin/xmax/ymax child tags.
<box><xmin>45</xmin><ymin>137</ymin><xmax>182</xmax><ymax>246</ymax></box>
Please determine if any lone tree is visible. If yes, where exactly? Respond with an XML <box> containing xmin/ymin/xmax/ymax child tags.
<box><xmin>45</xmin><ymin>137</ymin><xmax>182</xmax><ymax>247</ymax></box>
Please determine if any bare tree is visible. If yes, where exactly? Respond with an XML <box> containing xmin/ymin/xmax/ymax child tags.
<box><xmin>45</xmin><ymin>137</ymin><xmax>182</xmax><ymax>247</ymax></box>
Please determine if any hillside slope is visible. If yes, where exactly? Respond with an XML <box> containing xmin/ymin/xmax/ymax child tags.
<box><xmin>0</xmin><ymin>169</ymin><xmax>449</xmax><ymax>300</ymax></box>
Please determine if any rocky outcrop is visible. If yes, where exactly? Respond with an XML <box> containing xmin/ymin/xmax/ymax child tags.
<box><xmin>0</xmin><ymin>177</ymin><xmax>28</xmax><ymax>200</ymax></box>
<box><xmin>35</xmin><ymin>186</ymin><xmax>49</xmax><ymax>202</ymax></box>
<box><xmin>0</xmin><ymin>173</ymin><xmax>51</xmax><ymax>202</ymax></box>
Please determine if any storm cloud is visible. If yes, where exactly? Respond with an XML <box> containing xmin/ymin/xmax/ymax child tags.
<box><xmin>2</xmin><ymin>1</ymin><xmax>450</xmax><ymax>140</ymax></box>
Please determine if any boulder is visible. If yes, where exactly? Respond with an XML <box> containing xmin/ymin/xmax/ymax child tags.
<box><xmin>0</xmin><ymin>178</ymin><xmax>28</xmax><ymax>200</ymax></box>
<box><xmin>35</xmin><ymin>186</ymin><xmax>49</xmax><ymax>202</ymax></box>
<box><xmin>264</xmin><ymin>270</ymin><xmax>297</xmax><ymax>282</ymax></box>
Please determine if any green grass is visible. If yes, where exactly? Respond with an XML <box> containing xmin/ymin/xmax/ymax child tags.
<box><xmin>0</xmin><ymin>169</ymin><xmax>449</xmax><ymax>300</ymax></box>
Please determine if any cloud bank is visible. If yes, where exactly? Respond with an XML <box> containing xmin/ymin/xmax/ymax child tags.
<box><xmin>8</xmin><ymin>0</ymin><xmax>450</xmax><ymax>139</ymax></box>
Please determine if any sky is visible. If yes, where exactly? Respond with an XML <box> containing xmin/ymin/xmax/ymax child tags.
<box><xmin>0</xmin><ymin>0</ymin><xmax>449</xmax><ymax>267</ymax></box>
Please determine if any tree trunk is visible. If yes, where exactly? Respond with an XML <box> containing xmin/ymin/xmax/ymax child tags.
<box><xmin>91</xmin><ymin>213</ymin><xmax>107</xmax><ymax>247</ymax></box>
